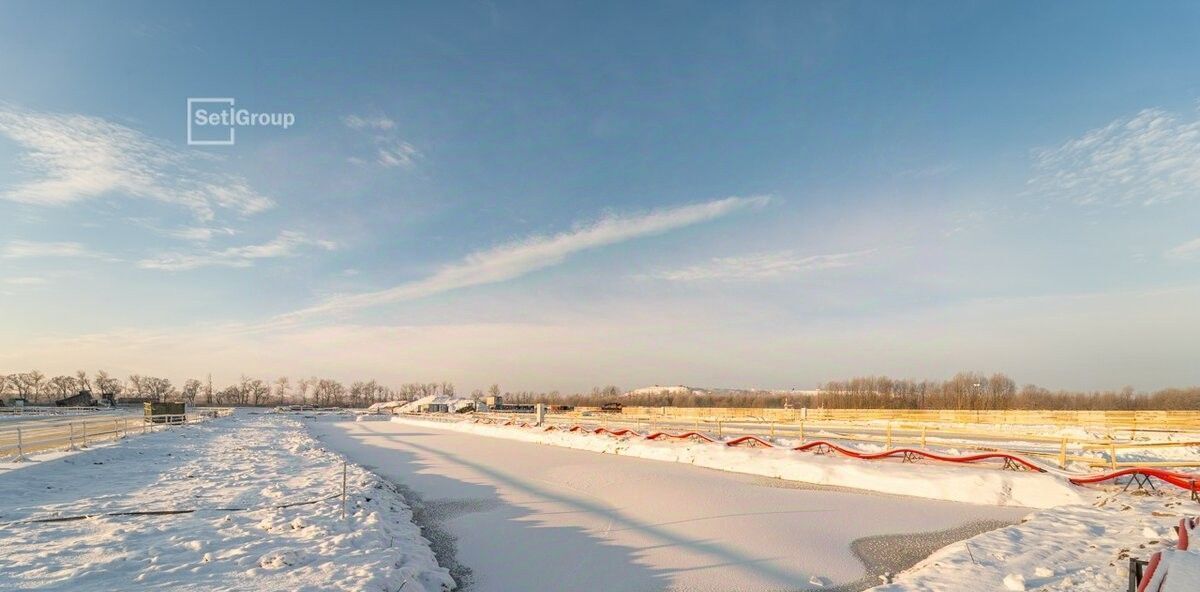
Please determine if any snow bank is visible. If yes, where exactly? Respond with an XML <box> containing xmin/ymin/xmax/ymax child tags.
<box><xmin>391</xmin><ymin>417</ymin><xmax>1086</xmax><ymax>509</ymax></box>
<box><xmin>871</xmin><ymin>495</ymin><xmax>1199</xmax><ymax>591</ymax></box>
<box><xmin>0</xmin><ymin>413</ymin><xmax>453</xmax><ymax>592</ymax></box>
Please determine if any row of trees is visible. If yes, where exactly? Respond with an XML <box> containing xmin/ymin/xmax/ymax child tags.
<box><xmin>469</xmin><ymin>374</ymin><xmax>1200</xmax><ymax>410</ymax></box>
<box><xmin>4</xmin><ymin>370</ymin><xmax>1199</xmax><ymax>410</ymax></box>
<box><xmin>0</xmin><ymin>370</ymin><xmax>458</xmax><ymax>408</ymax></box>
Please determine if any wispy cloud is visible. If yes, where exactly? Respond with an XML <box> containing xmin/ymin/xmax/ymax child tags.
<box><xmin>1</xmin><ymin>240</ymin><xmax>115</xmax><ymax>261</ymax></box>
<box><xmin>283</xmin><ymin>195</ymin><xmax>772</xmax><ymax>319</ymax></box>
<box><xmin>0</xmin><ymin>104</ymin><xmax>274</xmax><ymax>220</ymax></box>
<box><xmin>3</xmin><ymin>276</ymin><xmax>47</xmax><ymax>286</ymax></box>
<box><xmin>342</xmin><ymin>114</ymin><xmax>395</xmax><ymax>131</ymax></box>
<box><xmin>137</xmin><ymin>231</ymin><xmax>337</xmax><ymax>271</ymax></box>
<box><xmin>1165</xmin><ymin>237</ymin><xmax>1200</xmax><ymax>260</ymax></box>
<box><xmin>649</xmin><ymin>249</ymin><xmax>872</xmax><ymax>282</ymax></box>
<box><xmin>343</xmin><ymin>112</ymin><xmax>421</xmax><ymax>168</ymax></box>
<box><xmin>376</xmin><ymin>139</ymin><xmax>420</xmax><ymax>168</ymax></box>
<box><xmin>162</xmin><ymin>226</ymin><xmax>238</xmax><ymax>242</ymax></box>
<box><xmin>1030</xmin><ymin>107</ymin><xmax>1200</xmax><ymax>206</ymax></box>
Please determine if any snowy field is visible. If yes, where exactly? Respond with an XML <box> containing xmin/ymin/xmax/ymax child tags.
<box><xmin>0</xmin><ymin>412</ymin><xmax>451</xmax><ymax>592</ymax></box>
<box><xmin>311</xmin><ymin>417</ymin><xmax>1030</xmax><ymax>591</ymax></box>
<box><xmin>381</xmin><ymin>416</ymin><xmax>1200</xmax><ymax>592</ymax></box>
<box><xmin>1</xmin><ymin>411</ymin><xmax>1195</xmax><ymax>592</ymax></box>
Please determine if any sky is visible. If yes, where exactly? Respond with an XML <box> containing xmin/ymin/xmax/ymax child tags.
<box><xmin>1</xmin><ymin>1</ymin><xmax>1199</xmax><ymax>392</ymax></box>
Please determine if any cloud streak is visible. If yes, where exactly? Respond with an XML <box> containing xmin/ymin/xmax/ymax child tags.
<box><xmin>1</xmin><ymin>240</ymin><xmax>115</xmax><ymax>261</ymax></box>
<box><xmin>1165</xmin><ymin>237</ymin><xmax>1200</xmax><ymax>260</ymax></box>
<box><xmin>138</xmin><ymin>231</ymin><xmax>337</xmax><ymax>271</ymax></box>
<box><xmin>343</xmin><ymin>112</ymin><xmax>421</xmax><ymax>168</ymax></box>
<box><xmin>0</xmin><ymin>104</ymin><xmax>274</xmax><ymax>220</ymax></box>
<box><xmin>649</xmin><ymin>249</ymin><xmax>872</xmax><ymax>282</ymax></box>
<box><xmin>283</xmin><ymin>195</ymin><xmax>771</xmax><ymax>319</ymax></box>
<box><xmin>1030</xmin><ymin>107</ymin><xmax>1200</xmax><ymax>206</ymax></box>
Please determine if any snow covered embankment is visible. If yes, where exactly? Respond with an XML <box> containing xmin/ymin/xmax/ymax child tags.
<box><xmin>391</xmin><ymin>417</ymin><xmax>1085</xmax><ymax>509</ymax></box>
<box><xmin>0</xmin><ymin>413</ymin><xmax>453</xmax><ymax>592</ymax></box>
<box><xmin>872</xmin><ymin>495</ymin><xmax>1198</xmax><ymax>591</ymax></box>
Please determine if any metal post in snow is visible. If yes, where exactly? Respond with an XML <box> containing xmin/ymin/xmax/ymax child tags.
<box><xmin>81</xmin><ymin>422</ymin><xmax>88</xmax><ymax>447</ymax></box>
<box><xmin>341</xmin><ymin>461</ymin><xmax>348</xmax><ymax>520</ymax></box>
<box><xmin>68</xmin><ymin>422</ymin><xmax>75</xmax><ymax>451</ymax></box>
<box><xmin>15</xmin><ymin>428</ymin><xmax>25</xmax><ymax>461</ymax></box>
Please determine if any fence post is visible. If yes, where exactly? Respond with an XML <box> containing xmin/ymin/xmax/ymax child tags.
<box><xmin>886</xmin><ymin>422</ymin><xmax>893</xmax><ymax>449</ymax></box>
<box><xmin>770</xmin><ymin>422</ymin><xmax>775</xmax><ymax>439</ymax></box>
<box><xmin>81</xmin><ymin>422</ymin><xmax>88</xmax><ymax>448</ymax></box>
<box><xmin>717</xmin><ymin>420</ymin><xmax>723</xmax><ymax>438</ymax></box>
<box><xmin>341</xmin><ymin>461</ymin><xmax>348</xmax><ymax>520</ymax></box>
<box><xmin>921</xmin><ymin>426</ymin><xmax>927</xmax><ymax>449</ymax></box>
<box><xmin>1058</xmin><ymin>437</ymin><xmax>1067</xmax><ymax>468</ymax></box>
<box><xmin>1109</xmin><ymin>442</ymin><xmax>1117</xmax><ymax>470</ymax></box>
<box><xmin>15</xmin><ymin>428</ymin><xmax>25</xmax><ymax>461</ymax></box>
<box><xmin>68</xmin><ymin>423</ymin><xmax>76</xmax><ymax>451</ymax></box>
<box><xmin>799</xmin><ymin>420</ymin><xmax>805</xmax><ymax>442</ymax></box>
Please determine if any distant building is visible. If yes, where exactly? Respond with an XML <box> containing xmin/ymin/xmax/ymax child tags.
<box><xmin>55</xmin><ymin>391</ymin><xmax>95</xmax><ymax>407</ymax></box>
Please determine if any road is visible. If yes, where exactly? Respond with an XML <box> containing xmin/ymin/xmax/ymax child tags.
<box><xmin>310</xmin><ymin>419</ymin><xmax>1030</xmax><ymax>592</ymax></box>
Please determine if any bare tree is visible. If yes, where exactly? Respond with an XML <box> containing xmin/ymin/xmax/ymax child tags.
<box><xmin>95</xmin><ymin>371</ymin><xmax>122</xmax><ymax>397</ymax></box>
<box><xmin>17</xmin><ymin>370</ymin><xmax>46</xmax><ymax>402</ymax></box>
<box><xmin>47</xmin><ymin>375</ymin><xmax>78</xmax><ymax>398</ymax></box>
<box><xmin>142</xmin><ymin>377</ymin><xmax>176</xmax><ymax>401</ymax></box>
<box><xmin>75</xmin><ymin>370</ymin><xmax>92</xmax><ymax>393</ymax></box>
<box><xmin>273</xmin><ymin>376</ymin><xmax>291</xmax><ymax>405</ymax></box>
<box><xmin>181</xmin><ymin>379</ymin><xmax>203</xmax><ymax>404</ymax></box>
<box><xmin>244</xmin><ymin>377</ymin><xmax>268</xmax><ymax>406</ymax></box>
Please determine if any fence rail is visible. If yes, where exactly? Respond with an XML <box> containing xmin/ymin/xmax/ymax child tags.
<box><xmin>604</xmin><ymin>407</ymin><xmax>1200</xmax><ymax>432</ymax></box>
<box><xmin>465</xmin><ymin>409</ymin><xmax>1200</xmax><ymax>470</ymax></box>
<box><xmin>0</xmin><ymin>409</ymin><xmax>234</xmax><ymax>461</ymax></box>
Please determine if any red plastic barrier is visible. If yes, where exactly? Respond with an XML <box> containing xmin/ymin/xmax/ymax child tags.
<box><xmin>1067</xmin><ymin>467</ymin><xmax>1200</xmax><ymax>492</ymax></box>
<box><xmin>725</xmin><ymin>435</ymin><xmax>775</xmax><ymax>448</ymax></box>
<box><xmin>593</xmin><ymin>427</ymin><xmax>643</xmax><ymax>438</ymax></box>
<box><xmin>792</xmin><ymin>440</ymin><xmax>1045</xmax><ymax>472</ymax></box>
<box><xmin>645</xmin><ymin>431</ymin><xmax>716</xmax><ymax>443</ymax></box>
<box><xmin>483</xmin><ymin>421</ymin><xmax>1200</xmax><ymax>495</ymax></box>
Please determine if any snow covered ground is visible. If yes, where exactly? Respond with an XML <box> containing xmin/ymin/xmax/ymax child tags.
<box><xmin>310</xmin><ymin>417</ymin><xmax>1030</xmax><ymax>591</ymax></box>
<box><xmin>392</xmin><ymin>416</ymin><xmax>1084</xmax><ymax>508</ymax></box>
<box><xmin>0</xmin><ymin>412</ymin><xmax>452</xmax><ymax>592</ymax></box>
<box><xmin>874</xmin><ymin>495</ymin><xmax>1198</xmax><ymax>591</ymax></box>
<box><xmin>386</xmin><ymin>416</ymin><xmax>1200</xmax><ymax>592</ymax></box>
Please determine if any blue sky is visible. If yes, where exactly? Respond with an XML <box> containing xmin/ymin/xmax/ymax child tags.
<box><xmin>2</xmin><ymin>1</ymin><xmax>1199</xmax><ymax>391</ymax></box>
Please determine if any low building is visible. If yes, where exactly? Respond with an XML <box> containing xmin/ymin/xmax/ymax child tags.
<box><xmin>56</xmin><ymin>390</ymin><xmax>95</xmax><ymax>407</ymax></box>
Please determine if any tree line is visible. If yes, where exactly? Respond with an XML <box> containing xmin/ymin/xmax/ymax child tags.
<box><xmin>4</xmin><ymin>370</ymin><xmax>1198</xmax><ymax>410</ymax></box>
<box><xmin>0</xmin><ymin>370</ymin><xmax>462</xmax><ymax>408</ymax></box>
<box><xmin>479</xmin><ymin>373</ymin><xmax>1200</xmax><ymax>410</ymax></box>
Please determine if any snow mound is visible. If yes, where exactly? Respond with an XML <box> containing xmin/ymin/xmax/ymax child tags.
<box><xmin>0</xmin><ymin>413</ymin><xmax>454</xmax><ymax>592</ymax></box>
